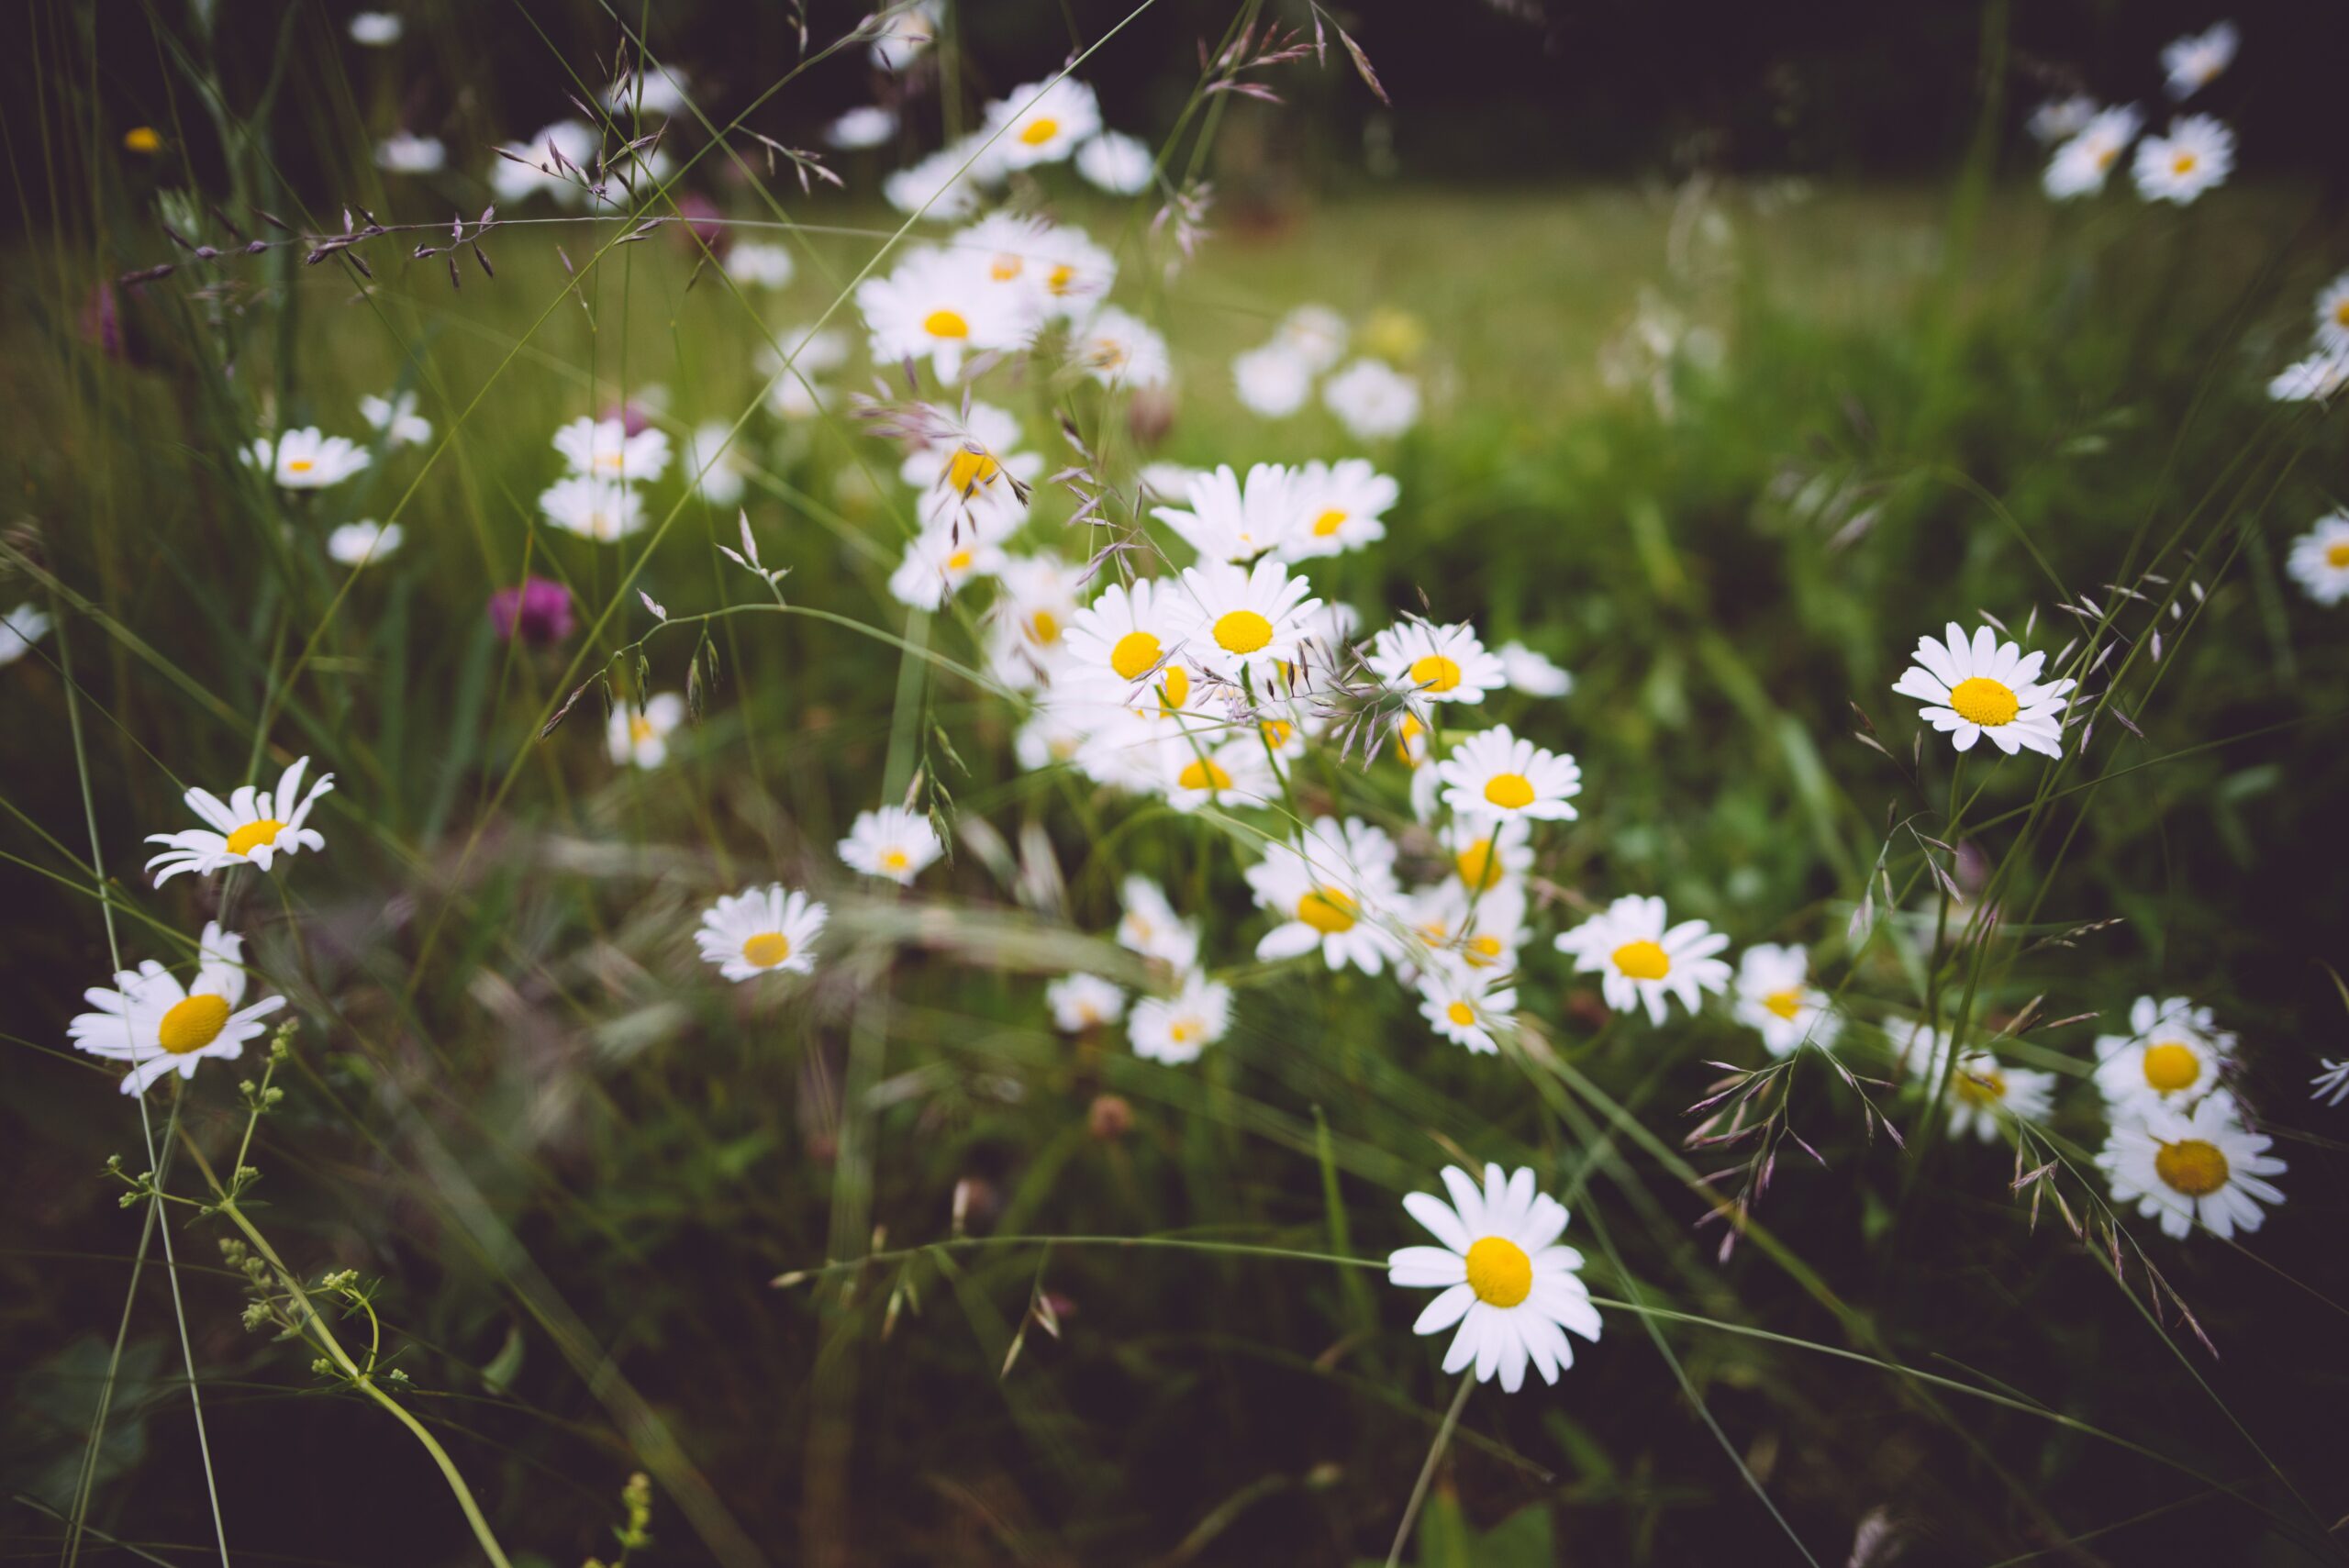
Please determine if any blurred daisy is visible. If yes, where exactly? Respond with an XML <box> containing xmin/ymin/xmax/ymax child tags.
<box><xmin>857</xmin><ymin>245</ymin><xmax>1038</xmax><ymax>381</ymax></box>
<box><xmin>987</xmin><ymin>552</ymin><xmax>1085</xmax><ymax>687</ymax></box>
<box><xmin>1419</xmin><ymin>968</ymin><xmax>1516</xmax><ymax>1054</ymax></box>
<box><xmin>1231</xmin><ymin>344</ymin><xmax>1313</xmax><ymax>417</ymax></box>
<box><xmin>2097</xmin><ymin>1090</ymin><xmax>2283</xmax><ymax>1240</ymax></box>
<box><xmin>1047</xmin><ymin>973</ymin><xmax>1125</xmax><ymax>1032</ymax></box>
<box><xmin>839</xmin><ymin>805</ymin><xmax>942</xmax><ymax>884</ymax></box>
<box><xmin>725</xmin><ymin>241</ymin><xmax>796</xmax><ymax>289</ymax></box>
<box><xmin>1</xmin><ymin>605</ymin><xmax>52</xmax><ymax>667</ymax></box>
<box><xmin>1275</xmin><ymin>305</ymin><xmax>1350</xmax><ymax>373</ymax></box>
<box><xmin>2026</xmin><ymin>94</ymin><xmax>2099</xmax><ymax>145</ymax></box>
<box><xmin>1075</xmin><ymin>130</ymin><xmax>1152</xmax><ymax>194</ymax></box>
<box><xmin>1892</xmin><ymin>622</ymin><xmax>2075</xmax><ymax>758</ymax></box>
<box><xmin>1369</xmin><ymin>620</ymin><xmax>1507</xmax><ymax>710</ymax></box>
<box><xmin>1071</xmin><ymin>306</ymin><xmax>1171</xmax><ymax>389</ymax></box>
<box><xmin>1277</xmin><ymin>459</ymin><xmax>1395</xmax><ymax>561</ymax></box>
<box><xmin>326</xmin><ymin>520</ymin><xmax>403</xmax><ymax>567</ymax></box>
<box><xmin>1322</xmin><ymin>359</ymin><xmax>1420</xmax><ymax>439</ymax></box>
<box><xmin>1129</xmin><ymin>973</ymin><xmax>1230</xmax><ymax>1064</ymax></box>
<box><xmin>360</xmin><ymin>391</ymin><xmax>431</xmax><ymax>448</ymax></box>
<box><xmin>146</xmin><ymin>757</ymin><xmax>333</xmax><ymax>884</ymax></box>
<box><xmin>2043</xmin><ymin>106</ymin><xmax>2142</xmax><ymax>200</ymax></box>
<box><xmin>490</xmin><ymin>119</ymin><xmax>598</xmax><ymax>206</ymax></box>
<box><xmin>828</xmin><ymin>106</ymin><xmax>898</xmax><ymax>150</ymax></box>
<box><xmin>248</xmin><ymin>428</ymin><xmax>370</xmax><ymax>489</ymax></box>
<box><xmin>1160</xmin><ymin>733</ymin><xmax>1276</xmax><ymax>813</ymax></box>
<box><xmin>1015</xmin><ymin>224</ymin><xmax>1117</xmax><ymax>317</ymax></box>
<box><xmin>1554</xmin><ymin>895</ymin><xmax>1730</xmax><ymax>1025</ymax></box>
<box><xmin>1409</xmin><ymin>880</ymin><xmax>1527</xmax><ymax>976</ymax></box>
<box><xmin>2285</xmin><ymin>510</ymin><xmax>2349</xmax><ymax>606</ymax></box>
<box><xmin>984</xmin><ymin>76</ymin><xmax>1101</xmax><ymax>169</ymax></box>
<box><xmin>1155</xmin><ymin>463</ymin><xmax>1297</xmax><ymax>562</ymax></box>
<box><xmin>2161</xmin><ymin>21</ymin><xmax>2238</xmax><ymax>100</ymax></box>
<box><xmin>540</xmin><ymin>475</ymin><xmax>645</xmax><ymax>542</ymax></box>
<box><xmin>2310</xmin><ymin>1059</ymin><xmax>2349</xmax><ymax>1107</ymax></box>
<box><xmin>2132</xmin><ymin>116</ymin><xmax>2233</xmax><ymax>205</ymax></box>
<box><xmin>2313</xmin><ymin>271</ymin><xmax>2349</xmax><ymax>355</ymax></box>
<box><xmin>2093</xmin><ymin>995</ymin><xmax>2234</xmax><ymax>1116</ymax></box>
<box><xmin>1731</xmin><ymin>943</ymin><xmax>1840</xmax><ymax>1056</ymax></box>
<box><xmin>1495</xmin><ymin>641</ymin><xmax>1574</xmax><ymax>697</ymax></box>
<box><xmin>2267</xmin><ymin>348</ymin><xmax>2349</xmax><ymax>403</ymax></box>
<box><xmin>69</xmin><ymin>922</ymin><xmax>283</xmax><ymax>1095</ymax></box>
<box><xmin>607</xmin><ymin>693</ymin><xmax>685</xmax><ymax>769</ymax></box>
<box><xmin>883</xmin><ymin>141</ymin><xmax>990</xmax><ymax>221</ymax></box>
<box><xmin>553</xmin><ymin>416</ymin><xmax>670</xmax><ymax>484</ymax></box>
<box><xmin>1944</xmin><ymin>1051</ymin><xmax>2056</xmax><ymax>1142</ymax></box>
<box><xmin>1172</xmin><ymin>557</ymin><xmax>1321</xmax><ymax>683</ymax></box>
<box><xmin>896</xmin><ymin>400</ymin><xmax>1041</xmax><ymax>514</ymax></box>
<box><xmin>1436</xmin><ymin>725</ymin><xmax>1581</xmax><ymax>824</ymax></box>
<box><xmin>696</xmin><ymin>884</ymin><xmax>826</xmax><ymax>982</ymax></box>
<box><xmin>1387</xmin><ymin>1164</ymin><xmax>1600</xmax><ymax>1393</ymax></box>
<box><xmin>349</xmin><ymin>11</ymin><xmax>401</xmax><ymax>45</ymax></box>
<box><xmin>1117</xmin><ymin>875</ymin><xmax>1200</xmax><ymax>971</ymax></box>
<box><xmin>887</xmin><ymin>524</ymin><xmax>1006</xmax><ymax>610</ymax></box>
<box><xmin>374</xmin><ymin>132</ymin><xmax>445</xmax><ymax>173</ymax></box>
<box><xmin>1887</xmin><ymin>1018</ymin><xmax>1951</xmax><ymax>1081</ymax></box>
<box><xmin>1245</xmin><ymin>817</ymin><xmax>1403</xmax><ymax>974</ymax></box>
<box><xmin>1442</xmin><ymin>816</ymin><xmax>1532</xmax><ymax>895</ymax></box>
<box><xmin>869</xmin><ymin>0</ymin><xmax>941</xmax><ymax>72</ymax></box>
<box><xmin>760</xmin><ymin>326</ymin><xmax>852</xmax><ymax>417</ymax></box>
<box><xmin>604</xmin><ymin>65</ymin><xmax>691</xmax><ymax>118</ymax></box>
<box><xmin>681</xmin><ymin>420</ymin><xmax>754</xmax><ymax>506</ymax></box>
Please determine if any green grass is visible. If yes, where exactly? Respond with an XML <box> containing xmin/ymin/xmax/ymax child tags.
<box><xmin>6</xmin><ymin>9</ymin><xmax>2349</xmax><ymax>1567</ymax></box>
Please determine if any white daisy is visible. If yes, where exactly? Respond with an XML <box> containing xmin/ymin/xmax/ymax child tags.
<box><xmin>2093</xmin><ymin>994</ymin><xmax>2235</xmax><ymax>1118</ymax></box>
<box><xmin>2285</xmin><ymin>511</ymin><xmax>2349</xmax><ymax>606</ymax></box>
<box><xmin>856</xmin><ymin>245</ymin><xmax>1039</xmax><ymax>381</ymax></box>
<box><xmin>248</xmin><ymin>428</ymin><xmax>370</xmax><ymax>489</ymax></box>
<box><xmin>1442</xmin><ymin>816</ymin><xmax>1533</xmax><ymax>895</ymax></box>
<box><xmin>1554</xmin><ymin>895</ymin><xmax>1731</xmax><ymax>1026</ymax></box>
<box><xmin>761</xmin><ymin>326</ymin><xmax>852</xmax><ymax>418</ymax></box>
<box><xmin>887</xmin><ymin>524</ymin><xmax>1007</xmax><ymax>611</ymax></box>
<box><xmin>2160</xmin><ymin>21</ymin><xmax>2238</xmax><ymax>100</ymax></box>
<box><xmin>1419</xmin><ymin>968</ymin><xmax>1516</xmax><ymax>1055</ymax></box>
<box><xmin>1071</xmin><ymin>306</ymin><xmax>1171</xmax><ymax>389</ymax></box>
<box><xmin>604</xmin><ymin>65</ymin><xmax>691</xmax><ymax>118</ymax></box>
<box><xmin>1058</xmin><ymin>577</ymin><xmax>1192</xmax><ymax>693</ymax></box>
<box><xmin>360</xmin><ymin>391</ymin><xmax>431</xmax><ymax>448</ymax></box>
<box><xmin>1231</xmin><ymin>343</ymin><xmax>1314</xmax><ymax>417</ymax></box>
<box><xmin>326</xmin><ymin>520</ymin><xmax>403</xmax><ymax>567</ymax></box>
<box><xmin>1891</xmin><ymin>622</ymin><xmax>2076</xmax><ymax>759</ymax></box>
<box><xmin>1436</xmin><ymin>725</ymin><xmax>1581</xmax><ymax>824</ymax></box>
<box><xmin>1245</xmin><ymin>817</ymin><xmax>1404</xmax><ymax>975</ymax></box>
<box><xmin>490</xmin><ymin>119</ymin><xmax>599</xmax><ymax>206</ymax></box>
<box><xmin>552</xmin><ymin>417</ymin><xmax>670</xmax><ymax>484</ymax></box>
<box><xmin>724</xmin><ymin>241</ymin><xmax>796</xmax><ymax>289</ymax></box>
<box><xmin>2310</xmin><ymin>1059</ymin><xmax>2349</xmax><ymax>1107</ymax></box>
<box><xmin>983</xmin><ymin>76</ymin><xmax>1102</xmax><ymax>169</ymax></box>
<box><xmin>1171</xmin><ymin>557</ymin><xmax>1322</xmax><ymax>684</ymax></box>
<box><xmin>2097</xmin><ymin>1090</ymin><xmax>2284</xmax><ymax>1240</ymax></box>
<box><xmin>1074</xmin><ymin>130</ymin><xmax>1153</xmax><ymax>194</ymax></box>
<box><xmin>1158</xmin><ymin>731</ymin><xmax>1277</xmax><ymax>813</ymax></box>
<box><xmin>1128</xmin><ymin>972</ymin><xmax>1231</xmax><ymax>1065</ymax></box>
<box><xmin>828</xmin><ymin>105</ymin><xmax>898</xmax><ymax>150</ymax></box>
<box><xmin>374</xmin><ymin>132</ymin><xmax>445</xmax><ymax>173</ymax></box>
<box><xmin>2132</xmin><ymin>116</ymin><xmax>2233</xmax><ymax>205</ymax></box>
<box><xmin>839</xmin><ymin>805</ymin><xmax>942</xmax><ymax>884</ymax></box>
<box><xmin>1887</xmin><ymin>1018</ymin><xmax>1951</xmax><ymax>1081</ymax></box>
<box><xmin>1322</xmin><ymin>358</ymin><xmax>1421</xmax><ymax>440</ymax></box>
<box><xmin>1495</xmin><ymin>641</ymin><xmax>1574</xmax><ymax>697</ymax></box>
<box><xmin>1408</xmin><ymin>879</ymin><xmax>1528</xmax><ymax>979</ymax></box>
<box><xmin>1154</xmin><ymin>463</ymin><xmax>1298</xmax><ymax>562</ymax></box>
<box><xmin>896</xmin><ymin>400</ymin><xmax>1042</xmax><ymax>511</ymax></box>
<box><xmin>1731</xmin><ymin>943</ymin><xmax>1842</xmax><ymax>1056</ymax></box>
<box><xmin>868</xmin><ymin>0</ymin><xmax>941</xmax><ymax>72</ymax></box>
<box><xmin>1046</xmin><ymin>973</ymin><xmax>1126</xmax><ymax>1032</ymax></box>
<box><xmin>696</xmin><ymin>884</ymin><xmax>827</xmax><ymax>982</ymax></box>
<box><xmin>882</xmin><ymin>140</ymin><xmax>992</xmax><ymax>222</ymax></box>
<box><xmin>2043</xmin><ymin>106</ymin><xmax>2143</xmax><ymax>199</ymax></box>
<box><xmin>1943</xmin><ymin>1051</ymin><xmax>2056</xmax><ymax>1142</ymax></box>
<box><xmin>1387</xmin><ymin>1163</ymin><xmax>1601</xmax><ymax>1393</ymax></box>
<box><xmin>2026</xmin><ymin>94</ymin><xmax>2099</xmax><ymax>145</ymax></box>
<box><xmin>540</xmin><ymin>475</ymin><xmax>645</xmax><ymax>543</ymax></box>
<box><xmin>2267</xmin><ymin>347</ymin><xmax>2349</xmax><ymax>403</ymax></box>
<box><xmin>1009</xmin><ymin>224</ymin><xmax>1117</xmax><ymax>319</ymax></box>
<box><xmin>2312</xmin><ymin>271</ymin><xmax>2349</xmax><ymax>355</ymax></box>
<box><xmin>1117</xmin><ymin>875</ymin><xmax>1201</xmax><ymax>971</ymax></box>
<box><xmin>987</xmin><ymin>552</ymin><xmax>1086</xmax><ymax>689</ymax></box>
<box><xmin>678</xmin><ymin>420</ymin><xmax>753</xmax><ymax>506</ymax></box>
<box><xmin>145</xmin><ymin>757</ymin><xmax>333</xmax><ymax>884</ymax></box>
<box><xmin>69</xmin><ymin>922</ymin><xmax>283</xmax><ymax>1095</ymax></box>
<box><xmin>1274</xmin><ymin>305</ymin><xmax>1350</xmax><ymax>373</ymax></box>
<box><xmin>1369</xmin><ymin>620</ymin><xmax>1508</xmax><ymax>710</ymax></box>
<box><xmin>348</xmin><ymin>11</ymin><xmax>401</xmax><ymax>45</ymax></box>
<box><xmin>0</xmin><ymin>604</ymin><xmax>53</xmax><ymax>667</ymax></box>
<box><xmin>1277</xmin><ymin>458</ymin><xmax>1396</xmax><ymax>561</ymax></box>
<box><xmin>607</xmin><ymin>692</ymin><xmax>685</xmax><ymax>769</ymax></box>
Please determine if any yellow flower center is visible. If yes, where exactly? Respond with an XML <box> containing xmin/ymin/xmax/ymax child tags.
<box><xmin>1168</xmin><ymin>1018</ymin><xmax>1198</xmax><ymax>1044</ymax></box>
<box><xmin>1019</xmin><ymin>116</ymin><xmax>1061</xmax><ymax>147</ymax></box>
<box><xmin>1611</xmin><ymin>940</ymin><xmax>1671</xmax><ymax>981</ymax></box>
<box><xmin>1029</xmin><ymin>610</ymin><xmax>1061</xmax><ymax>646</ymax></box>
<box><xmin>944</xmin><ymin>447</ymin><xmax>1000</xmax><ymax>494</ymax></box>
<box><xmin>1455</xmin><ymin>838</ymin><xmax>1498</xmax><ymax>889</ymax></box>
<box><xmin>1763</xmin><ymin>988</ymin><xmax>1803</xmax><ymax>1021</ymax></box>
<box><xmin>1482</xmin><ymin>773</ymin><xmax>1535</xmax><ymax>810</ymax></box>
<box><xmin>1408</xmin><ymin>654</ymin><xmax>1462</xmax><ymax>694</ymax></box>
<box><xmin>2333</xmin><ymin>300</ymin><xmax>2349</xmax><ymax>328</ymax></box>
<box><xmin>1464</xmin><ymin>934</ymin><xmax>1504</xmax><ymax>967</ymax></box>
<box><xmin>1296</xmin><ymin>888</ymin><xmax>1356</xmax><ymax>934</ymax></box>
<box><xmin>922</xmin><ymin>308</ymin><xmax>970</xmax><ymax>339</ymax></box>
<box><xmin>1464</xmin><ymin>1236</ymin><xmax>1533</xmax><ymax>1307</ymax></box>
<box><xmin>1213</xmin><ymin>609</ymin><xmax>1275</xmax><ymax>654</ymax></box>
<box><xmin>2171</xmin><ymin>151</ymin><xmax>2198</xmax><ymax>176</ymax></box>
<box><xmin>123</xmin><ymin>126</ymin><xmax>161</xmax><ymax>153</ymax></box>
<box><xmin>598</xmin><ymin>450</ymin><xmax>626</xmax><ymax>470</ymax></box>
<box><xmin>1948</xmin><ymin>675</ymin><xmax>2020</xmax><ymax>728</ymax></box>
<box><xmin>224</xmin><ymin>819</ymin><xmax>286</xmax><ymax>858</ymax></box>
<box><xmin>2141</xmin><ymin>1041</ymin><xmax>2201</xmax><ymax>1094</ymax></box>
<box><xmin>1311</xmin><ymin>508</ymin><xmax>1348</xmax><ymax>538</ymax></box>
<box><xmin>1176</xmin><ymin>757</ymin><xmax>1232</xmax><ymax>792</ymax></box>
<box><xmin>740</xmin><ymin>931</ymin><xmax>792</xmax><ymax>968</ymax></box>
<box><xmin>881</xmin><ymin>847</ymin><xmax>911</xmax><ymax>873</ymax></box>
<box><xmin>1046</xmin><ymin>263</ymin><xmax>1075</xmax><ymax>295</ymax></box>
<box><xmin>1157</xmin><ymin>664</ymin><xmax>1191</xmax><ymax>711</ymax></box>
<box><xmin>287</xmin><ymin>458</ymin><xmax>316</xmax><ymax>473</ymax></box>
<box><xmin>1262</xmin><ymin>718</ymin><xmax>1295</xmax><ymax>748</ymax></box>
<box><xmin>2327</xmin><ymin>541</ymin><xmax>2349</xmax><ymax>569</ymax></box>
<box><xmin>629</xmin><ymin>716</ymin><xmax>656</xmax><ymax>745</ymax></box>
<box><xmin>2094</xmin><ymin>145</ymin><xmax>2119</xmax><ymax>171</ymax></box>
<box><xmin>945</xmin><ymin>549</ymin><xmax>974</xmax><ymax>573</ymax></box>
<box><xmin>1110</xmin><ymin>629</ymin><xmax>1162</xmax><ymax>681</ymax></box>
<box><xmin>2154</xmin><ymin>1138</ymin><xmax>2230</xmax><ymax>1197</ymax></box>
<box><xmin>989</xmin><ymin>255</ymin><xmax>1022</xmax><ymax>282</ymax></box>
<box><xmin>1446</xmin><ymin>1000</ymin><xmax>1476</xmax><ymax>1028</ymax></box>
<box><xmin>157</xmin><ymin>994</ymin><xmax>232</xmax><ymax>1055</ymax></box>
<box><xmin>1954</xmin><ymin>1066</ymin><xmax>2007</xmax><ymax>1106</ymax></box>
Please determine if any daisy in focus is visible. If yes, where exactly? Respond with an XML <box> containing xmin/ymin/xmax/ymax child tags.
<box><xmin>2160</xmin><ymin>21</ymin><xmax>2238</xmax><ymax>100</ymax></box>
<box><xmin>857</xmin><ymin>245</ymin><xmax>1039</xmax><ymax>381</ymax></box>
<box><xmin>696</xmin><ymin>884</ymin><xmax>827</xmax><ymax>982</ymax></box>
<box><xmin>1731</xmin><ymin>942</ymin><xmax>1841</xmax><ymax>1056</ymax></box>
<box><xmin>1128</xmin><ymin>973</ymin><xmax>1230</xmax><ymax>1065</ymax></box>
<box><xmin>607</xmin><ymin>693</ymin><xmax>685</xmax><ymax>769</ymax></box>
<box><xmin>1387</xmin><ymin>1164</ymin><xmax>1600</xmax><ymax>1392</ymax></box>
<box><xmin>2285</xmin><ymin>511</ymin><xmax>2349</xmax><ymax>606</ymax></box>
<box><xmin>1369</xmin><ymin>620</ymin><xmax>1508</xmax><ymax>711</ymax></box>
<box><xmin>1554</xmin><ymin>895</ymin><xmax>1731</xmax><ymax>1026</ymax></box>
<box><xmin>1892</xmin><ymin>622</ymin><xmax>2076</xmax><ymax>758</ymax></box>
<box><xmin>2093</xmin><ymin>995</ymin><xmax>2235</xmax><ymax>1117</ymax></box>
<box><xmin>1047</xmin><ymin>973</ymin><xmax>1125</xmax><ymax>1032</ymax></box>
<box><xmin>982</xmin><ymin>76</ymin><xmax>1102</xmax><ymax>169</ymax></box>
<box><xmin>1154</xmin><ymin>463</ymin><xmax>1298</xmax><ymax>562</ymax></box>
<box><xmin>2132</xmin><ymin>116</ymin><xmax>2233</xmax><ymax>205</ymax></box>
<box><xmin>1435</xmin><ymin>726</ymin><xmax>1581</xmax><ymax>823</ymax></box>
<box><xmin>248</xmin><ymin>428</ymin><xmax>371</xmax><ymax>489</ymax></box>
<box><xmin>1418</xmin><ymin>967</ymin><xmax>1516</xmax><ymax>1055</ymax></box>
<box><xmin>70</xmin><ymin>922</ymin><xmax>283</xmax><ymax>1095</ymax></box>
<box><xmin>839</xmin><ymin>805</ymin><xmax>943</xmax><ymax>885</ymax></box>
<box><xmin>1245</xmin><ymin>817</ymin><xmax>1404</xmax><ymax>975</ymax></box>
<box><xmin>1173</xmin><ymin>557</ymin><xmax>1321</xmax><ymax>684</ymax></box>
<box><xmin>553</xmin><ymin>417</ymin><xmax>671</xmax><ymax>484</ymax></box>
<box><xmin>147</xmin><ymin>757</ymin><xmax>333</xmax><ymax>884</ymax></box>
<box><xmin>2096</xmin><ymin>1090</ymin><xmax>2283</xmax><ymax>1240</ymax></box>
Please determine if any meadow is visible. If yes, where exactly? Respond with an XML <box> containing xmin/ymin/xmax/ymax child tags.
<box><xmin>4</xmin><ymin>5</ymin><xmax>2348</xmax><ymax>1565</ymax></box>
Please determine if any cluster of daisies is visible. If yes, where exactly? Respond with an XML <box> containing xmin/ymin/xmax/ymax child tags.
<box><xmin>241</xmin><ymin>390</ymin><xmax>429</xmax><ymax>567</ymax></box>
<box><xmin>1230</xmin><ymin>303</ymin><xmax>1424</xmax><ymax>442</ymax></box>
<box><xmin>2027</xmin><ymin>21</ymin><xmax>2235</xmax><ymax>206</ymax></box>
